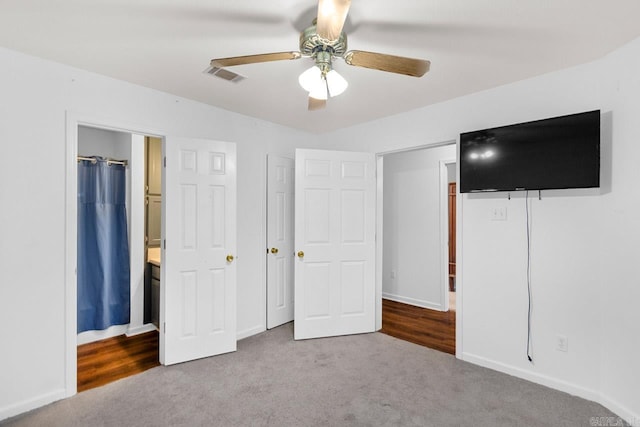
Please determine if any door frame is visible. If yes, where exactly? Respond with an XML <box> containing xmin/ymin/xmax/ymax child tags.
<box><xmin>265</xmin><ymin>154</ymin><xmax>295</xmax><ymax>330</ymax></box>
<box><xmin>375</xmin><ymin>140</ymin><xmax>463</xmax><ymax>358</ymax></box>
<box><xmin>439</xmin><ymin>159</ymin><xmax>457</xmax><ymax>312</ymax></box>
<box><xmin>64</xmin><ymin>112</ymin><xmax>167</xmax><ymax>397</ymax></box>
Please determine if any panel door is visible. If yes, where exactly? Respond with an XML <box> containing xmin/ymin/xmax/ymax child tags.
<box><xmin>266</xmin><ymin>155</ymin><xmax>295</xmax><ymax>329</ymax></box>
<box><xmin>161</xmin><ymin>137</ymin><xmax>237</xmax><ymax>365</ymax></box>
<box><xmin>294</xmin><ymin>149</ymin><xmax>376</xmax><ymax>340</ymax></box>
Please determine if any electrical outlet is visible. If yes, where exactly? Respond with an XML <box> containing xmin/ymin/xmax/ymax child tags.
<box><xmin>556</xmin><ymin>335</ymin><xmax>568</xmax><ymax>352</ymax></box>
<box><xmin>490</xmin><ymin>207</ymin><xmax>507</xmax><ymax>221</ymax></box>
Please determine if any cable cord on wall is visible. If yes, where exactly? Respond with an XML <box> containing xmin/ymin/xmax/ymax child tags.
<box><xmin>525</xmin><ymin>191</ymin><xmax>533</xmax><ymax>363</ymax></box>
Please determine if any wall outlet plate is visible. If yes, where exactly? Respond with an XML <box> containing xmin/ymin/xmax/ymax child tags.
<box><xmin>490</xmin><ymin>207</ymin><xmax>507</xmax><ymax>221</ymax></box>
<box><xmin>556</xmin><ymin>334</ymin><xmax>568</xmax><ymax>352</ymax></box>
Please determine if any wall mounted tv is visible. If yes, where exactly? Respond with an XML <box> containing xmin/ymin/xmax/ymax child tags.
<box><xmin>459</xmin><ymin>110</ymin><xmax>600</xmax><ymax>193</ymax></box>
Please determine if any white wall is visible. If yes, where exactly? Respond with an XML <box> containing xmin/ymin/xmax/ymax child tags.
<box><xmin>382</xmin><ymin>145</ymin><xmax>455</xmax><ymax>309</ymax></box>
<box><xmin>447</xmin><ymin>163</ymin><xmax>456</xmax><ymax>184</ymax></box>
<box><xmin>322</xmin><ymin>37</ymin><xmax>640</xmax><ymax>424</ymax></box>
<box><xmin>2</xmin><ymin>32</ymin><xmax>639</xmax><ymax>425</ymax></box>
<box><xmin>597</xmin><ymin>38</ymin><xmax>640</xmax><ymax>421</ymax></box>
<box><xmin>78</xmin><ymin>126</ymin><xmax>130</xmax><ymax>159</ymax></box>
<box><xmin>0</xmin><ymin>46</ymin><xmax>319</xmax><ymax>420</ymax></box>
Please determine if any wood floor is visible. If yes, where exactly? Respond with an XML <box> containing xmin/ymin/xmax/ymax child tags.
<box><xmin>381</xmin><ymin>298</ymin><xmax>456</xmax><ymax>355</ymax></box>
<box><xmin>77</xmin><ymin>299</ymin><xmax>453</xmax><ymax>392</ymax></box>
<box><xmin>77</xmin><ymin>330</ymin><xmax>160</xmax><ymax>392</ymax></box>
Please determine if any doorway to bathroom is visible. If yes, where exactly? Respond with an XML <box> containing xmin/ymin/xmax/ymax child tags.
<box><xmin>76</xmin><ymin>126</ymin><xmax>162</xmax><ymax>391</ymax></box>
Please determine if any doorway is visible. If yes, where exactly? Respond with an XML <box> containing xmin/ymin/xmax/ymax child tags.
<box><xmin>377</xmin><ymin>143</ymin><xmax>458</xmax><ymax>355</ymax></box>
<box><xmin>265</xmin><ymin>149</ymin><xmax>378</xmax><ymax>338</ymax></box>
<box><xmin>65</xmin><ymin>115</ymin><xmax>167</xmax><ymax>396</ymax></box>
<box><xmin>67</xmin><ymin>116</ymin><xmax>239</xmax><ymax>396</ymax></box>
<box><xmin>265</xmin><ymin>146</ymin><xmax>460</xmax><ymax>351</ymax></box>
<box><xmin>75</xmin><ymin>126</ymin><xmax>161</xmax><ymax>391</ymax></box>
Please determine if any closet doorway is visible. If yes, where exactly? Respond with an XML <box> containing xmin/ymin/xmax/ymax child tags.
<box><xmin>76</xmin><ymin>126</ymin><xmax>161</xmax><ymax>391</ymax></box>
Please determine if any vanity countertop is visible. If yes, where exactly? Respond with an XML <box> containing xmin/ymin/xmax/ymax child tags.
<box><xmin>147</xmin><ymin>247</ymin><xmax>161</xmax><ymax>267</ymax></box>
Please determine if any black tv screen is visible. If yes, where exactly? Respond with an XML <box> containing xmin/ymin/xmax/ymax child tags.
<box><xmin>459</xmin><ymin>110</ymin><xmax>600</xmax><ymax>193</ymax></box>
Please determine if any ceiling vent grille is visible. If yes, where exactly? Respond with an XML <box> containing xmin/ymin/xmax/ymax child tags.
<box><xmin>204</xmin><ymin>66</ymin><xmax>246</xmax><ymax>83</ymax></box>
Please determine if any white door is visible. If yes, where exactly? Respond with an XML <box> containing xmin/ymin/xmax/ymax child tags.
<box><xmin>161</xmin><ymin>137</ymin><xmax>237</xmax><ymax>365</ymax></box>
<box><xmin>294</xmin><ymin>149</ymin><xmax>376</xmax><ymax>340</ymax></box>
<box><xmin>266</xmin><ymin>155</ymin><xmax>295</xmax><ymax>329</ymax></box>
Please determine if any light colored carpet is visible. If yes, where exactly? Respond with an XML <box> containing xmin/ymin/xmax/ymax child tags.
<box><xmin>2</xmin><ymin>323</ymin><xmax>620</xmax><ymax>426</ymax></box>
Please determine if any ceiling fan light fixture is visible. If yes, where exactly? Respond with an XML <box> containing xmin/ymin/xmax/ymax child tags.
<box><xmin>298</xmin><ymin>66</ymin><xmax>322</xmax><ymax>92</ymax></box>
<box><xmin>299</xmin><ymin>65</ymin><xmax>348</xmax><ymax>99</ymax></box>
<box><xmin>308</xmin><ymin>77</ymin><xmax>329</xmax><ymax>100</ymax></box>
<box><xmin>209</xmin><ymin>0</ymin><xmax>431</xmax><ymax>112</ymax></box>
<box><xmin>326</xmin><ymin>69</ymin><xmax>348</xmax><ymax>97</ymax></box>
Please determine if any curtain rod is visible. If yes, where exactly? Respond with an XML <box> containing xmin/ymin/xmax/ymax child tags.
<box><xmin>77</xmin><ymin>156</ymin><xmax>128</xmax><ymax>166</ymax></box>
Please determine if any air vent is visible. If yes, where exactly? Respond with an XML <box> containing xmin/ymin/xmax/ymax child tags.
<box><xmin>204</xmin><ymin>66</ymin><xmax>246</xmax><ymax>83</ymax></box>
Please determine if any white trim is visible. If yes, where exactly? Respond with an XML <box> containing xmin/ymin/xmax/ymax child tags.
<box><xmin>462</xmin><ymin>352</ymin><xmax>639</xmax><ymax>425</ymax></box>
<box><xmin>599</xmin><ymin>395</ymin><xmax>640</xmax><ymax>427</ymax></box>
<box><xmin>237</xmin><ymin>325</ymin><xmax>266</xmax><ymax>341</ymax></box>
<box><xmin>264</xmin><ymin>154</ymin><xmax>269</xmax><ymax>330</ymax></box>
<box><xmin>126</xmin><ymin>323</ymin><xmax>158</xmax><ymax>337</ymax></box>
<box><xmin>382</xmin><ymin>293</ymin><xmax>444</xmax><ymax>311</ymax></box>
<box><xmin>455</xmin><ymin>139</ymin><xmax>463</xmax><ymax>360</ymax></box>
<box><xmin>64</xmin><ymin>112</ymin><xmax>79</xmax><ymax>397</ymax></box>
<box><xmin>65</xmin><ymin>111</ymin><xmax>168</xmax><ymax>399</ymax></box>
<box><xmin>128</xmin><ymin>134</ymin><xmax>146</xmax><ymax>333</ymax></box>
<box><xmin>374</xmin><ymin>155</ymin><xmax>384</xmax><ymax>331</ymax></box>
<box><xmin>0</xmin><ymin>389</ymin><xmax>66</xmax><ymax>422</ymax></box>
<box><xmin>439</xmin><ymin>159</ymin><xmax>456</xmax><ymax>312</ymax></box>
<box><xmin>462</xmin><ymin>352</ymin><xmax>602</xmax><ymax>403</ymax></box>
<box><xmin>77</xmin><ymin>324</ymin><xmax>129</xmax><ymax>345</ymax></box>
<box><xmin>376</xmin><ymin>140</ymin><xmax>456</xmax><ymax>156</ymax></box>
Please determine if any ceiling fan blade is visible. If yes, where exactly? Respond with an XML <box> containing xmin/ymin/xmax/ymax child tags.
<box><xmin>308</xmin><ymin>96</ymin><xmax>327</xmax><ymax>111</ymax></box>
<box><xmin>343</xmin><ymin>50</ymin><xmax>430</xmax><ymax>77</ymax></box>
<box><xmin>316</xmin><ymin>0</ymin><xmax>351</xmax><ymax>41</ymax></box>
<box><xmin>211</xmin><ymin>51</ymin><xmax>302</xmax><ymax>68</ymax></box>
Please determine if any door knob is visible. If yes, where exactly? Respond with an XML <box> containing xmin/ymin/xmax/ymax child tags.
<box><xmin>226</xmin><ymin>254</ymin><xmax>234</xmax><ymax>263</ymax></box>
<box><xmin>270</xmin><ymin>247</ymin><xmax>279</xmax><ymax>254</ymax></box>
<box><xmin>297</xmin><ymin>251</ymin><xmax>304</xmax><ymax>259</ymax></box>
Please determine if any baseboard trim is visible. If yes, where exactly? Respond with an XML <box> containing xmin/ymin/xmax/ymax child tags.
<box><xmin>126</xmin><ymin>323</ymin><xmax>157</xmax><ymax>337</ymax></box>
<box><xmin>382</xmin><ymin>293</ymin><xmax>444</xmax><ymax>311</ymax></box>
<box><xmin>77</xmin><ymin>324</ymin><xmax>129</xmax><ymax>345</ymax></box>
<box><xmin>237</xmin><ymin>325</ymin><xmax>265</xmax><ymax>341</ymax></box>
<box><xmin>462</xmin><ymin>352</ymin><xmax>639</xmax><ymax>425</ymax></box>
<box><xmin>462</xmin><ymin>352</ymin><xmax>599</xmax><ymax>401</ymax></box>
<box><xmin>0</xmin><ymin>389</ymin><xmax>66</xmax><ymax>422</ymax></box>
<box><xmin>598</xmin><ymin>395</ymin><xmax>640</xmax><ymax>426</ymax></box>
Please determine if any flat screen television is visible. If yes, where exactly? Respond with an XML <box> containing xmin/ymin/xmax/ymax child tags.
<box><xmin>459</xmin><ymin>110</ymin><xmax>600</xmax><ymax>193</ymax></box>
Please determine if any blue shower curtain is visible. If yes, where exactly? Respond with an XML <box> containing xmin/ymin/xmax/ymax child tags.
<box><xmin>77</xmin><ymin>157</ymin><xmax>130</xmax><ymax>333</ymax></box>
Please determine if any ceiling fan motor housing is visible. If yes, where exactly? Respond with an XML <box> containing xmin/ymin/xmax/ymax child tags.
<box><xmin>300</xmin><ymin>22</ymin><xmax>348</xmax><ymax>61</ymax></box>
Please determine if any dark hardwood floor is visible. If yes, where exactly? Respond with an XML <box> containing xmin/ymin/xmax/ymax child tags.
<box><xmin>77</xmin><ymin>300</ymin><xmax>453</xmax><ymax>392</ymax></box>
<box><xmin>381</xmin><ymin>298</ymin><xmax>456</xmax><ymax>355</ymax></box>
<box><xmin>77</xmin><ymin>330</ymin><xmax>160</xmax><ymax>392</ymax></box>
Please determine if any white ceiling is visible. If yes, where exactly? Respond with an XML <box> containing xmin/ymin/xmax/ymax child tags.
<box><xmin>2</xmin><ymin>1</ymin><xmax>639</xmax><ymax>133</ymax></box>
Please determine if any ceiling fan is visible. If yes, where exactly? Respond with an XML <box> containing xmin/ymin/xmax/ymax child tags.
<box><xmin>209</xmin><ymin>0</ymin><xmax>431</xmax><ymax>110</ymax></box>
